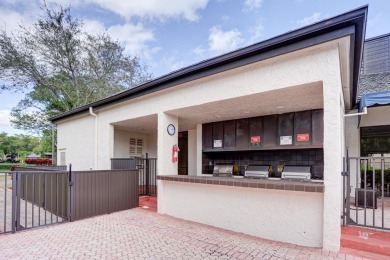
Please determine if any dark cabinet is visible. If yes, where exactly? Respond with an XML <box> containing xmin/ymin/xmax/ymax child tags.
<box><xmin>278</xmin><ymin>113</ymin><xmax>294</xmax><ymax>146</ymax></box>
<box><xmin>223</xmin><ymin>120</ymin><xmax>236</xmax><ymax>148</ymax></box>
<box><xmin>249</xmin><ymin>117</ymin><xmax>263</xmax><ymax>148</ymax></box>
<box><xmin>202</xmin><ymin>109</ymin><xmax>323</xmax><ymax>151</ymax></box>
<box><xmin>202</xmin><ymin>123</ymin><xmax>213</xmax><ymax>149</ymax></box>
<box><xmin>212</xmin><ymin>122</ymin><xmax>224</xmax><ymax>149</ymax></box>
<box><xmin>236</xmin><ymin>119</ymin><xmax>249</xmax><ymax>149</ymax></box>
<box><xmin>262</xmin><ymin>115</ymin><xmax>278</xmax><ymax>147</ymax></box>
<box><xmin>312</xmin><ymin>109</ymin><xmax>324</xmax><ymax>145</ymax></box>
<box><xmin>294</xmin><ymin>110</ymin><xmax>312</xmax><ymax>146</ymax></box>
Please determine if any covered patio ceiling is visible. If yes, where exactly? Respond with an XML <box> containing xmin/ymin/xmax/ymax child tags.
<box><xmin>168</xmin><ymin>81</ymin><xmax>323</xmax><ymax>131</ymax></box>
<box><xmin>111</xmin><ymin>82</ymin><xmax>323</xmax><ymax>135</ymax></box>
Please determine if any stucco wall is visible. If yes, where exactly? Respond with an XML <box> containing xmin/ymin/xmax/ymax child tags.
<box><xmin>57</xmin><ymin>115</ymin><xmax>95</xmax><ymax>170</ymax></box>
<box><xmin>113</xmin><ymin>130</ymin><xmax>150</xmax><ymax>158</ymax></box>
<box><xmin>147</xmin><ymin>133</ymin><xmax>158</xmax><ymax>158</ymax></box>
<box><xmin>158</xmin><ymin>181</ymin><xmax>324</xmax><ymax>247</ymax></box>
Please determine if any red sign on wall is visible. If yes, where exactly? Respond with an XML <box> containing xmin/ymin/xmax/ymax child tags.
<box><xmin>251</xmin><ymin>136</ymin><xmax>261</xmax><ymax>143</ymax></box>
<box><xmin>297</xmin><ymin>133</ymin><xmax>310</xmax><ymax>142</ymax></box>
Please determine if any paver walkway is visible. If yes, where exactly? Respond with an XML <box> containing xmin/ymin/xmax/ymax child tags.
<box><xmin>0</xmin><ymin>208</ymin><xmax>370</xmax><ymax>260</ymax></box>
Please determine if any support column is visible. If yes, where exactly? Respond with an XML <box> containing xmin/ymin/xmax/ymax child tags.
<box><xmin>322</xmin><ymin>79</ymin><xmax>343</xmax><ymax>251</ymax></box>
<box><xmin>108</xmin><ymin>124</ymin><xmax>115</xmax><ymax>169</ymax></box>
<box><xmin>157</xmin><ymin>112</ymin><xmax>178</xmax><ymax>214</ymax></box>
<box><xmin>157</xmin><ymin>112</ymin><xmax>178</xmax><ymax>176</ymax></box>
<box><xmin>196</xmin><ymin>124</ymin><xmax>203</xmax><ymax>176</ymax></box>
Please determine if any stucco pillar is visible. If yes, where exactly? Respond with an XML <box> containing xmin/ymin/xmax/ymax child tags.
<box><xmin>196</xmin><ymin>124</ymin><xmax>203</xmax><ymax>176</ymax></box>
<box><xmin>157</xmin><ymin>112</ymin><xmax>178</xmax><ymax>176</ymax></box>
<box><xmin>107</xmin><ymin>124</ymin><xmax>114</xmax><ymax>169</ymax></box>
<box><xmin>345</xmin><ymin>116</ymin><xmax>359</xmax><ymax>196</ymax></box>
<box><xmin>157</xmin><ymin>112</ymin><xmax>178</xmax><ymax>214</ymax></box>
<box><xmin>322</xmin><ymin>79</ymin><xmax>343</xmax><ymax>251</ymax></box>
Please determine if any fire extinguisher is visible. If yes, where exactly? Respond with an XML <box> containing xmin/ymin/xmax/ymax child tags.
<box><xmin>172</xmin><ymin>145</ymin><xmax>180</xmax><ymax>162</ymax></box>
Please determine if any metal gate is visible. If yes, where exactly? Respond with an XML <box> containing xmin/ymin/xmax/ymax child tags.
<box><xmin>111</xmin><ymin>156</ymin><xmax>158</xmax><ymax>196</ymax></box>
<box><xmin>2</xmin><ymin>167</ymin><xmax>140</xmax><ymax>234</ymax></box>
<box><xmin>342</xmin><ymin>154</ymin><xmax>390</xmax><ymax>230</ymax></box>
<box><xmin>1</xmin><ymin>171</ymin><xmax>68</xmax><ymax>234</ymax></box>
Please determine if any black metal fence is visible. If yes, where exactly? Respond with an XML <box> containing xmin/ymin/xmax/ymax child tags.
<box><xmin>342</xmin><ymin>155</ymin><xmax>390</xmax><ymax>230</ymax></box>
<box><xmin>1</xmin><ymin>166</ymin><xmax>139</xmax><ymax>234</ymax></box>
<box><xmin>111</xmin><ymin>156</ymin><xmax>158</xmax><ymax>196</ymax></box>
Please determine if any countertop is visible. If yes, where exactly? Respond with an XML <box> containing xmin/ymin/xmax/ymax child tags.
<box><xmin>157</xmin><ymin>175</ymin><xmax>324</xmax><ymax>193</ymax></box>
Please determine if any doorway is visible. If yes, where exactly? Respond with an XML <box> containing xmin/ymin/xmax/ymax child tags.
<box><xmin>178</xmin><ymin>131</ymin><xmax>188</xmax><ymax>175</ymax></box>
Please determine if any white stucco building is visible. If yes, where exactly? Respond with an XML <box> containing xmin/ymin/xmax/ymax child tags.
<box><xmin>50</xmin><ymin>6</ymin><xmax>390</xmax><ymax>251</ymax></box>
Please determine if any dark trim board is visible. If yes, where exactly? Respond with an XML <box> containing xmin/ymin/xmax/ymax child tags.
<box><xmin>50</xmin><ymin>6</ymin><xmax>368</xmax><ymax>123</ymax></box>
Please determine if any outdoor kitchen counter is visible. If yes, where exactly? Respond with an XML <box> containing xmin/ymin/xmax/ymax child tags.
<box><xmin>157</xmin><ymin>175</ymin><xmax>324</xmax><ymax>193</ymax></box>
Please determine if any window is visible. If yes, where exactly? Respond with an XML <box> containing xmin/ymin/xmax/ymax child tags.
<box><xmin>129</xmin><ymin>138</ymin><xmax>143</xmax><ymax>156</ymax></box>
<box><xmin>60</xmin><ymin>151</ymin><xmax>66</xmax><ymax>165</ymax></box>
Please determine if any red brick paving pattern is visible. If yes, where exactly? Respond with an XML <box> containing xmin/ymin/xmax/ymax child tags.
<box><xmin>0</xmin><ymin>208</ymin><xmax>371</xmax><ymax>259</ymax></box>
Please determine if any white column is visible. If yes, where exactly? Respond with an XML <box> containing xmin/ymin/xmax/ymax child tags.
<box><xmin>196</xmin><ymin>124</ymin><xmax>203</xmax><ymax>176</ymax></box>
<box><xmin>187</xmin><ymin>128</ymin><xmax>197</xmax><ymax>176</ymax></box>
<box><xmin>157</xmin><ymin>112</ymin><xmax>178</xmax><ymax>176</ymax></box>
<box><xmin>108</xmin><ymin>124</ymin><xmax>114</xmax><ymax>168</ymax></box>
<box><xmin>322</xmin><ymin>78</ymin><xmax>343</xmax><ymax>251</ymax></box>
<box><xmin>345</xmin><ymin>116</ymin><xmax>360</xmax><ymax>195</ymax></box>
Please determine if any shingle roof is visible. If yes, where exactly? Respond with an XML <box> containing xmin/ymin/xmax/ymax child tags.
<box><xmin>358</xmin><ymin>72</ymin><xmax>390</xmax><ymax>101</ymax></box>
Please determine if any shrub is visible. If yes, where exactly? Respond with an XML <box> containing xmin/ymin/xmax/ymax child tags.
<box><xmin>24</xmin><ymin>158</ymin><xmax>52</xmax><ymax>165</ymax></box>
<box><xmin>0</xmin><ymin>164</ymin><xmax>13</xmax><ymax>171</ymax></box>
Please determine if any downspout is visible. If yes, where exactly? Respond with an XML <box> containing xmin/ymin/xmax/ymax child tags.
<box><xmin>89</xmin><ymin>107</ymin><xmax>98</xmax><ymax>169</ymax></box>
<box><xmin>343</xmin><ymin>107</ymin><xmax>367</xmax><ymax>117</ymax></box>
<box><xmin>51</xmin><ymin>124</ymin><xmax>56</xmax><ymax>165</ymax></box>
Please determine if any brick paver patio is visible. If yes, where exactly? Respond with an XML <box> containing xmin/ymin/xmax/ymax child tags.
<box><xmin>0</xmin><ymin>208</ymin><xmax>370</xmax><ymax>259</ymax></box>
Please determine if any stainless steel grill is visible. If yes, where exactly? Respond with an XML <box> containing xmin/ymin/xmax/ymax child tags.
<box><xmin>281</xmin><ymin>166</ymin><xmax>311</xmax><ymax>180</ymax></box>
<box><xmin>244</xmin><ymin>165</ymin><xmax>270</xmax><ymax>179</ymax></box>
<box><xmin>213</xmin><ymin>163</ymin><xmax>234</xmax><ymax>177</ymax></box>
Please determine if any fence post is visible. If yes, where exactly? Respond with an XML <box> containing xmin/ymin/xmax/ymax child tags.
<box><xmin>346</xmin><ymin>149</ymin><xmax>351</xmax><ymax>225</ymax></box>
<box><xmin>68</xmin><ymin>164</ymin><xmax>72</xmax><ymax>222</ymax></box>
<box><xmin>145</xmin><ymin>153</ymin><xmax>150</xmax><ymax>196</ymax></box>
<box><xmin>11</xmin><ymin>172</ymin><xmax>17</xmax><ymax>233</ymax></box>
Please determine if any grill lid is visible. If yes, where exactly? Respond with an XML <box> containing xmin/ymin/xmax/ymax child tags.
<box><xmin>245</xmin><ymin>165</ymin><xmax>270</xmax><ymax>179</ymax></box>
<box><xmin>281</xmin><ymin>166</ymin><xmax>311</xmax><ymax>180</ymax></box>
<box><xmin>213</xmin><ymin>163</ymin><xmax>234</xmax><ymax>176</ymax></box>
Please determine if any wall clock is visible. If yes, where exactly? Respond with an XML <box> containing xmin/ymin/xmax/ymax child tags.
<box><xmin>167</xmin><ymin>124</ymin><xmax>176</xmax><ymax>136</ymax></box>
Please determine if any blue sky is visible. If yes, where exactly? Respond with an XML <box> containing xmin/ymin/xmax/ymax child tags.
<box><xmin>1</xmin><ymin>0</ymin><xmax>389</xmax><ymax>135</ymax></box>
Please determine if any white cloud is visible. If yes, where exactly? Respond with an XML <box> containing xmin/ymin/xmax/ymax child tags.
<box><xmin>69</xmin><ymin>0</ymin><xmax>209</xmax><ymax>21</ymax></box>
<box><xmin>208</xmin><ymin>26</ymin><xmax>243</xmax><ymax>53</ymax></box>
<box><xmin>248</xmin><ymin>21</ymin><xmax>264</xmax><ymax>44</ymax></box>
<box><xmin>107</xmin><ymin>23</ymin><xmax>157</xmax><ymax>58</ymax></box>
<box><xmin>161</xmin><ymin>56</ymin><xmax>185</xmax><ymax>72</ymax></box>
<box><xmin>0</xmin><ymin>110</ymin><xmax>11</xmax><ymax>127</ymax></box>
<box><xmin>193</xmin><ymin>26</ymin><xmax>244</xmax><ymax>57</ymax></box>
<box><xmin>83</xmin><ymin>19</ymin><xmax>158</xmax><ymax>60</ymax></box>
<box><xmin>0</xmin><ymin>8</ymin><xmax>35</xmax><ymax>32</ymax></box>
<box><xmin>243</xmin><ymin>0</ymin><xmax>263</xmax><ymax>11</ymax></box>
<box><xmin>296</xmin><ymin>12</ymin><xmax>323</xmax><ymax>27</ymax></box>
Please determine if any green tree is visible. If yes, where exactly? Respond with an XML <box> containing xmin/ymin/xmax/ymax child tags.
<box><xmin>0</xmin><ymin>132</ymin><xmax>42</xmax><ymax>158</ymax></box>
<box><xmin>0</xmin><ymin>3</ymin><xmax>151</xmax><ymax>133</ymax></box>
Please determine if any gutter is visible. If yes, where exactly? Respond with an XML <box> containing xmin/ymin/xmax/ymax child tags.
<box><xmin>89</xmin><ymin>107</ymin><xmax>98</xmax><ymax>169</ymax></box>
